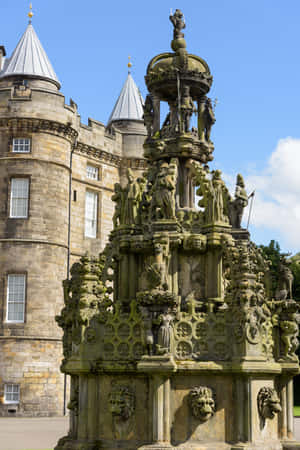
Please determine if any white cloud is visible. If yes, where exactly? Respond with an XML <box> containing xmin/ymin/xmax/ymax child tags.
<box><xmin>241</xmin><ymin>138</ymin><xmax>300</xmax><ymax>252</ymax></box>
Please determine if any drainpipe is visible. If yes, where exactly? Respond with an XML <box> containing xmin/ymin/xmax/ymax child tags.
<box><xmin>63</xmin><ymin>135</ymin><xmax>77</xmax><ymax>416</ymax></box>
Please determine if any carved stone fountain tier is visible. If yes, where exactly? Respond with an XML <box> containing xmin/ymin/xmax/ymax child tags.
<box><xmin>55</xmin><ymin>9</ymin><xmax>300</xmax><ymax>450</ymax></box>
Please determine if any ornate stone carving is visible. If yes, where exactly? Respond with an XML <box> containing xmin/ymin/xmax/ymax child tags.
<box><xmin>169</xmin><ymin>9</ymin><xmax>186</xmax><ymax>40</ymax></box>
<box><xmin>123</xmin><ymin>169</ymin><xmax>140</xmax><ymax>225</ymax></box>
<box><xmin>109</xmin><ymin>385</ymin><xmax>135</xmax><ymax>421</ymax></box>
<box><xmin>156</xmin><ymin>309</ymin><xmax>174</xmax><ymax>355</ymax></box>
<box><xmin>257</xmin><ymin>387</ymin><xmax>281</xmax><ymax>420</ymax></box>
<box><xmin>275</xmin><ymin>256</ymin><xmax>294</xmax><ymax>300</ymax></box>
<box><xmin>56</xmin><ymin>255</ymin><xmax>112</xmax><ymax>365</ymax></box>
<box><xmin>180</xmin><ymin>85</ymin><xmax>196</xmax><ymax>133</ymax></box>
<box><xmin>280</xmin><ymin>319</ymin><xmax>299</xmax><ymax>359</ymax></box>
<box><xmin>143</xmin><ymin>94</ymin><xmax>154</xmax><ymax>137</ymax></box>
<box><xmin>229</xmin><ymin>174</ymin><xmax>248</xmax><ymax>228</ymax></box>
<box><xmin>196</xmin><ymin>168</ymin><xmax>230</xmax><ymax>225</ymax></box>
<box><xmin>150</xmin><ymin>159</ymin><xmax>178</xmax><ymax>220</ymax></box>
<box><xmin>203</xmin><ymin>97</ymin><xmax>216</xmax><ymax>143</ymax></box>
<box><xmin>112</xmin><ymin>183</ymin><xmax>124</xmax><ymax>227</ymax></box>
<box><xmin>188</xmin><ymin>386</ymin><xmax>216</xmax><ymax>421</ymax></box>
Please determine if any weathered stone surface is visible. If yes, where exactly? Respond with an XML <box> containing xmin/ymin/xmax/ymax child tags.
<box><xmin>0</xmin><ymin>52</ymin><xmax>145</xmax><ymax>416</ymax></box>
<box><xmin>55</xmin><ymin>10</ymin><xmax>300</xmax><ymax>450</ymax></box>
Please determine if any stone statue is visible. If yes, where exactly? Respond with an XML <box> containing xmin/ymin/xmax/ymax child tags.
<box><xmin>188</xmin><ymin>386</ymin><xmax>216</xmax><ymax>422</ymax></box>
<box><xmin>112</xmin><ymin>182</ymin><xmax>124</xmax><ymax>227</ymax></box>
<box><xmin>212</xmin><ymin>170</ymin><xmax>228</xmax><ymax>223</ymax></box>
<box><xmin>180</xmin><ymin>85</ymin><xmax>196</xmax><ymax>133</ymax></box>
<box><xmin>198</xmin><ymin>169</ymin><xmax>229</xmax><ymax>224</ymax></box>
<box><xmin>229</xmin><ymin>174</ymin><xmax>248</xmax><ymax>228</ymax></box>
<box><xmin>257</xmin><ymin>387</ymin><xmax>281</xmax><ymax>420</ymax></box>
<box><xmin>143</xmin><ymin>94</ymin><xmax>154</xmax><ymax>137</ymax></box>
<box><xmin>275</xmin><ymin>256</ymin><xmax>294</xmax><ymax>300</ymax></box>
<box><xmin>123</xmin><ymin>169</ymin><xmax>139</xmax><ymax>225</ymax></box>
<box><xmin>169</xmin><ymin>9</ymin><xmax>185</xmax><ymax>40</ymax></box>
<box><xmin>156</xmin><ymin>309</ymin><xmax>174</xmax><ymax>355</ymax></box>
<box><xmin>203</xmin><ymin>97</ymin><xmax>215</xmax><ymax>142</ymax></box>
<box><xmin>151</xmin><ymin>159</ymin><xmax>177</xmax><ymax>220</ymax></box>
<box><xmin>280</xmin><ymin>319</ymin><xmax>299</xmax><ymax>360</ymax></box>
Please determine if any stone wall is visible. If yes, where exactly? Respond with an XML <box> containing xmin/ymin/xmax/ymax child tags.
<box><xmin>0</xmin><ymin>338</ymin><xmax>65</xmax><ymax>417</ymax></box>
<box><xmin>0</xmin><ymin>76</ymin><xmax>146</xmax><ymax>416</ymax></box>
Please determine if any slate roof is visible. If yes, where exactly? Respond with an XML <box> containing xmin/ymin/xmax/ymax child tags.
<box><xmin>108</xmin><ymin>73</ymin><xmax>144</xmax><ymax>125</ymax></box>
<box><xmin>0</xmin><ymin>24</ymin><xmax>60</xmax><ymax>87</ymax></box>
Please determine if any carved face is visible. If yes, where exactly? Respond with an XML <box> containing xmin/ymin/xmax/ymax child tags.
<box><xmin>257</xmin><ymin>387</ymin><xmax>281</xmax><ymax>420</ymax></box>
<box><xmin>109</xmin><ymin>387</ymin><xmax>135</xmax><ymax>421</ymax></box>
<box><xmin>188</xmin><ymin>386</ymin><xmax>215</xmax><ymax>422</ymax></box>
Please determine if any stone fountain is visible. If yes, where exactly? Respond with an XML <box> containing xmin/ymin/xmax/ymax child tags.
<box><xmin>55</xmin><ymin>10</ymin><xmax>300</xmax><ymax>450</ymax></box>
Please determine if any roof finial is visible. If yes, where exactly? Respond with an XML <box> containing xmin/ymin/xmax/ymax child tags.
<box><xmin>28</xmin><ymin>3</ymin><xmax>34</xmax><ymax>24</ymax></box>
<box><xmin>127</xmin><ymin>55</ymin><xmax>132</xmax><ymax>73</ymax></box>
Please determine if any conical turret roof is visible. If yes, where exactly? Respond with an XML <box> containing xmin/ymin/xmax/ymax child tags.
<box><xmin>0</xmin><ymin>23</ymin><xmax>60</xmax><ymax>87</ymax></box>
<box><xmin>108</xmin><ymin>73</ymin><xmax>144</xmax><ymax>125</ymax></box>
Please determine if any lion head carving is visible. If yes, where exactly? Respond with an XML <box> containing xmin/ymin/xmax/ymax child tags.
<box><xmin>188</xmin><ymin>386</ymin><xmax>216</xmax><ymax>421</ymax></box>
<box><xmin>257</xmin><ymin>387</ymin><xmax>281</xmax><ymax>420</ymax></box>
<box><xmin>109</xmin><ymin>385</ymin><xmax>135</xmax><ymax>421</ymax></box>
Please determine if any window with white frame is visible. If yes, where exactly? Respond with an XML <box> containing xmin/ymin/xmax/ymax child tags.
<box><xmin>6</xmin><ymin>274</ymin><xmax>26</xmax><ymax>323</ymax></box>
<box><xmin>12</xmin><ymin>138</ymin><xmax>31</xmax><ymax>153</ymax></box>
<box><xmin>86</xmin><ymin>165</ymin><xmax>99</xmax><ymax>180</ymax></box>
<box><xmin>10</xmin><ymin>178</ymin><xmax>29</xmax><ymax>218</ymax></box>
<box><xmin>85</xmin><ymin>191</ymin><xmax>98</xmax><ymax>238</ymax></box>
<box><xmin>4</xmin><ymin>384</ymin><xmax>20</xmax><ymax>404</ymax></box>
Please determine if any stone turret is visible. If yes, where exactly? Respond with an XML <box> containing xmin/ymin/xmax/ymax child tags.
<box><xmin>56</xmin><ymin>10</ymin><xmax>300</xmax><ymax>450</ymax></box>
<box><xmin>108</xmin><ymin>66</ymin><xmax>147</xmax><ymax>161</ymax></box>
<box><xmin>0</xmin><ymin>16</ymin><xmax>145</xmax><ymax>417</ymax></box>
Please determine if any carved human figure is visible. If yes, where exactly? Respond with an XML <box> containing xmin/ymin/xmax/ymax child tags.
<box><xmin>257</xmin><ymin>387</ymin><xmax>281</xmax><ymax>420</ymax></box>
<box><xmin>212</xmin><ymin>170</ymin><xmax>227</xmax><ymax>223</ymax></box>
<box><xmin>275</xmin><ymin>256</ymin><xmax>294</xmax><ymax>300</ymax></box>
<box><xmin>188</xmin><ymin>386</ymin><xmax>216</xmax><ymax>422</ymax></box>
<box><xmin>169</xmin><ymin>9</ymin><xmax>186</xmax><ymax>40</ymax></box>
<box><xmin>156</xmin><ymin>308</ymin><xmax>174</xmax><ymax>355</ymax></box>
<box><xmin>180</xmin><ymin>85</ymin><xmax>195</xmax><ymax>133</ymax></box>
<box><xmin>123</xmin><ymin>169</ymin><xmax>139</xmax><ymax>225</ymax></box>
<box><xmin>280</xmin><ymin>320</ymin><xmax>299</xmax><ymax>360</ymax></box>
<box><xmin>143</xmin><ymin>94</ymin><xmax>154</xmax><ymax>137</ymax></box>
<box><xmin>203</xmin><ymin>97</ymin><xmax>216</xmax><ymax>142</ymax></box>
<box><xmin>197</xmin><ymin>167</ymin><xmax>229</xmax><ymax>224</ymax></box>
<box><xmin>112</xmin><ymin>183</ymin><xmax>124</xmax><ymax>227</ymax></box>
<box><xmin>229</xmin><ymin>174</ymin><xmax>248</xmax><ymax>228</ymax></box>
<box><xmin>151</xmin><ymin>160</ymin><xmax>177</xmax><ymax>220</ymax></box>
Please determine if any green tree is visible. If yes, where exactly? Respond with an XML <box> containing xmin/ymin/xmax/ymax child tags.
<box><xmin>291</xmin><ymin>260</ymin><xmax>300</xmax><ymax>301</ymax></box>
<box><xmin>259</xmin><ymin>240</ymin><xmax>300</xmax><ymax>301</ymax></box>
<box><xmin>259</xmin><ymin>240</ymin><xmax>282</xmax><ymax>298</ymax></box>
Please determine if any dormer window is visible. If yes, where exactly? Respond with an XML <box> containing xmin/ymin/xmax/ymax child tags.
<box><xmin>12</xmin><ymin>138</ymin><xmax>31</xmax><ymax>153</ymax></box>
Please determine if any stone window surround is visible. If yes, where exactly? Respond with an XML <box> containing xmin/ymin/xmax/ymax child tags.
<box><xmin>8</xmin><ymin>134</ymin><xmax>32</xmax><ymax>154</ymax></box>
<box><xmin>86</xmin><ymin>164</ymin><xmax>100</xmax><ymax>181</ymax></box>
<box><xmin>84</xmin><ymin>189</ymin><xmax>99</xmax><ymax>239</ymax></box>
<box><xmin>12</xmin><ymin>137</ymin><xmax>31</xmax><ymax>153</ymax></box>
<box><xmin>5</xmin><ymin>272</ymin><xmax>27</xmax><ymax>324</ymax></box>
<box><xmin>4</xmin><ymin>383</ymin><xmax>20</xmax><ymax>404</ymax></box>
<box><xmin>8</xmin><ymin>176</ymin><xmax>31</xmax><ymax>219</ymax></box>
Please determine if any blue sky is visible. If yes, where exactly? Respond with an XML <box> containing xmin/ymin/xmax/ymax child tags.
<box><xmin>2</xmin><ymin>1</ymin><xmax>300</xmax><ymax>254</ymax></box>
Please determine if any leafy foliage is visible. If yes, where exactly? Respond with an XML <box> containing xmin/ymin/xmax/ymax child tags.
<box><xmin>259</xmin><ymin>240</ymin><xmax>300</xmax><ymax>301</ymax></box>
